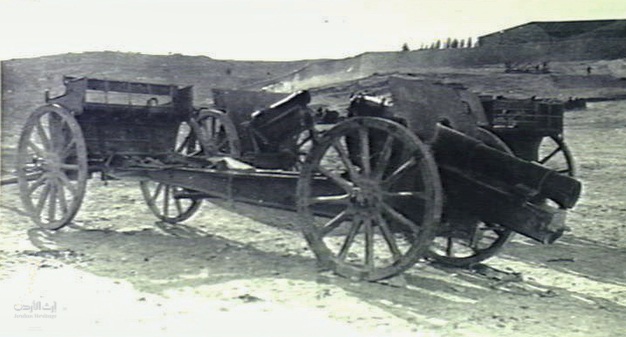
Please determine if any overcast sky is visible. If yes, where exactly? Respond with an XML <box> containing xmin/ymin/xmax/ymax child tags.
<box><xmin>1</xmin><ymin>0</ymin><xmax>624</xmax><ymax>61</ymax></box>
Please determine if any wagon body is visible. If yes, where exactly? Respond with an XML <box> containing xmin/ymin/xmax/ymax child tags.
<box><xmin>478</xmin><ymin>96</ymin><xmax>575</xmax><ymax>176</ymax></box>
<box><xmin>480</xmin><ymin>97</ymin><xmax>564</xmax><ymax>137</ymax></box>
<box><xmin>47</xmin><ymin>76</ymin><xmax>193</xmax><ymax>162</ymax></box>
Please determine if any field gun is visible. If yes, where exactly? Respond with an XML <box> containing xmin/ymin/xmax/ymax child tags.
<box><xmin>347</xmin><ymin>77</ymin><xmax>581</xmax><ymax>266</ymax></box>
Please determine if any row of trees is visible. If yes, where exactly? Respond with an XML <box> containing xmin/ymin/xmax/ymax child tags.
<box><xmin>402</xmin><ymin>37</ymin><xmax>479</xmax><ymax>51</ymax></box>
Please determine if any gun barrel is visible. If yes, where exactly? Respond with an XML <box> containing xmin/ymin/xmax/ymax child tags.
<box><xmin>431</xmin><ymin>125</ymin><xmax>581</xmax><ymax>243</ymax></box>
<box><xmin>432</xmin><ymin>125</ymin><xmax>581</xmax><ymax>209</ymax></box>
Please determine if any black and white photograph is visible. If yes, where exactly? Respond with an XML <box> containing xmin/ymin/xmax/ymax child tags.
<box><xmin>1</xmin><ymin>1</ymin><xmax>625</xmax><ymax>336</ymax></box>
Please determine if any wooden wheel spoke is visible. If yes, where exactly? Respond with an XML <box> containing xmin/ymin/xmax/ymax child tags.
<box><xmin>310</xmin><ymin>194</ymin><xmax>350</xmax><ymax>205</ymax></box>
<box><xmin>383</xmin><ymin>157</ymin><xmax>418</xmax><ymax>187</ymax></box>
<box><xmin>163</xmin><ymin>186</ymin><xmax>171</xmax><ymax>216</ymax></box>
<box><xmin>539</xmin><ymin>145</ymin><xmax>562</xmax><ymax>164</ymax></box>
<box><xmin>176</xmin><ymin>135</ymin><xmax>191</xmax><ymax>153</ymax></box>
<box><xmin>35</xmin><ymin>120</ymin><xmax>52</xmax><ymax>150</ymax></box>
<box><xmin>150</xmin><ymin>183</ymin><xmax>164</xmax><ymax>203</ymax></box>
<box><xmin>376</xmin><ymin>214</ymin><xmax>402</xmax><ymax>261</ymax></box>
<box><xmin>27</xmin><ymin>175</ymin><xmax>48</xmax><ymax>195</ymax></box>
<box><xmin>332</xmin><ymin>140</ymin><xmax>360</xmax><ymax>180</ymax></box>
<box><xmin>297</xmin><ymin>134</ymin><xmax>313</xmax><ymax>148</ymax></box>
<box><xmin>446</xmin><ymin>237</ymin><xmax>454</xmax><ymax>257</ymax></box>
<box><xmin>48</xmin><ymin>182</ymin><xmax>58</xmax><ymax>221</ymax></box>
<box><xmin>216</xmin><ymin>137</ymin><xmax>229</xmax><ymax>151</ymax></box>
<box><xmin>210</xmin><ymin>119</ymin><xmax>217</xmax><ymax>136</ymax></box>
<box><xmin>381</xmin><ymin>202</ymin><xmax>421</xmax><ymax>234</ymax></box>
<box><xmin>317</xmin><ymin>166</ymin><xmax>353</xmax><ymax>192</ymax></box>
<box><xmin>60</xmin><ymin>164</ymin><xmax>80</xmax><ymax>171</ymax></box>
<box><xmin>59</xmin><ymin>138</ymin><xmax>77</xmax><ymax>159</ymax></box>
<box><xmin>175</xmin><ymin>197</ymin><xmax>184</xmax><ymax>215</ymax></box>
<box><xmin>56</xmin><ymin>172</ymin><xmax>77</xmax><ymax>195</ymax></box>
<box><xmin>364</xmin><ymin>218</ymin><xmax>375</xmax><ymax>269</ymax></box>
<box><xmin>383</xmin><ymin>190</ymin><xmax>427</xmax><ymax>201</ymax></box>
<box><xmin>373</xmin><ymin>134</ymin><xmax>394</xmax><ymax>180</ymax></box>
<box><xmin>57</xmin><ymin>179</ymin><xmax>69</xmax><ymax>214</ymax></box>
<box><xmin>26</xmin><ymin>140</ymin><xmax>46</xmax><ymax>158</ymax></box>
<box><xmin>467</xmin><ymin>226</ymin><xmax>482</xmax><ymax>250</ymax></box>
<box><xmin>358</xmin><ymin>128</ymin><xmax>371</xmax><ymax>176</ymax></box>
<box><xmin>338</xmin><ymin>217</ymin><xmax>362</xmax><ymax>261</ymax></box>
<box><xmin>49</xmin><ymin>120</ymin><xmax>68</xmax><ymax>153</ymax></box>
<box><xmin>35</xmin><ymin>183</ymin><xmax>52</xmax><ymax>216</ymax></box>
<box><xmin>319</xmin><ymin>210</ymin><xmax>350</xmax><ymax>236</ymax></box>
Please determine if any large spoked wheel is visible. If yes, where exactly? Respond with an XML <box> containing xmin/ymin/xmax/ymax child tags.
<box><xmin>428</xmin><ymin>128</ymin><xmax>514</xmax><ymax>267</ymax></box>
<box><xmin>195</xmin><ymin>109</ymin><xmax>241</xmax><ymax>157</ymax></box>
<box><xmin>140</xmin><ymin>121</ymin><xmax>202</xmax><ymax>223</ymax></box>
<box><xmin>140</xmin><ymin>180</ymin><xmax>202</xmax><ymax>224</ymax></box>
<box><xmin>537</xmin><ymin>135</ymin><xmax>576</xmax><ymax>177</ymax></box>
<box><xmin>298</xmin><ymin>117</ymin><xmax>443</xmax><ymax>281</ymax></box>
<box><xmin>17</xmin><ymin>105</ymin><xmax>88</xmax><ymax>230</ymax></box>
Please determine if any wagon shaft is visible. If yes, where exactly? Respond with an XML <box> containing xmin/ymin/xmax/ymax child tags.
<box><xmin>144</xmin><ymin>167</ymin><xmax>342</xmax><ymax>214</ymax></box>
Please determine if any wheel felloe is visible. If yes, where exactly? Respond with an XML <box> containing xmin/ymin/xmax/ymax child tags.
<box><xmin>17</xmin><ymin>105</ymin><xmax>88</xmax><ymax>230</ymax></box>
<box><xmin>298</xmin><ymin>117</ymin><xmax>442</xmax><ymax>281</ymax></box>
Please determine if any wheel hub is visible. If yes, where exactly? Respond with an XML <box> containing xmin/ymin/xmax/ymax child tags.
<box><xmin>350</xmin><ymin>178</ymin><xmax>383</xmax><ymax>210</ymax></box>
<box><xmin>42</xmin><ymin>153</ymin><xmax>62</xmax><ymax>172</ymax></box>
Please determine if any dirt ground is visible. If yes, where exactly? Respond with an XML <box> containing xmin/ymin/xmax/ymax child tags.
<box><xmin>1</xmin><ymin>76</ymin><xmax>625</xmax><ymax>336</ymax></box>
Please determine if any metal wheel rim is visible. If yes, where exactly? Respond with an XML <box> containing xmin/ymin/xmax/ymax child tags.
<box><xmin>17</xmin><ymin>105</ymin><xmax>88</xmax><ymax>230</ymax></box>
<box><xmin>298</xmin><ymin>117</ymin><xmax>442</xmax><ymax>281</ymax></box>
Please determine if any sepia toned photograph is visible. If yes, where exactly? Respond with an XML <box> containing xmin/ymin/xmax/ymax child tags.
<box><xmin>1</xmin><ymin>1</ymin><xmax>625</xmax><ymax>336</ymax></box>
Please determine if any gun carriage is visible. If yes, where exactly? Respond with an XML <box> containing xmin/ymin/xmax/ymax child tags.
<box><xmin>16</xmin><ymin>75</ymin><xmax>581</xmax><ymax>281</ymax></box>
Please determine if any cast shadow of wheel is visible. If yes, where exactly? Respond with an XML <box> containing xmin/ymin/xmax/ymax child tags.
<box><xmin>26</xmin><ymin>224</ymin><xmax>317</xmax><ymax>292</ymax></box>
<box><xmin>206</xmin><ymin>199</ymin><xmax>301</xmax><ymax>232</ymax></box>
<box><xmin>23</xmin><ymin>222</ymin><xmax>498</xmax><ymax>321</ymax></box>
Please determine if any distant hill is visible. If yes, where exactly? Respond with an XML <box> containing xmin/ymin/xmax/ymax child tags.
<box><xmin>1</xmin><ymin>51</ymin><xmax>316</xmax><ymax>107</ymax></box>
<box><xmin>0</xmin><ymin>51</ymin><xmax>315</xmax><ymax>135</ymax></box>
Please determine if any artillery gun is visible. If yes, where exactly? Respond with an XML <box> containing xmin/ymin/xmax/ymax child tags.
<box><xmin>15</xmin><ymin>75</ymin><xmax>581</xmax><ymax>281</ymax></box>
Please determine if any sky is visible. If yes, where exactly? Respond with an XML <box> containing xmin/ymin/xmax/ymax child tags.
<box><xmin>0</xmin><ymin>0</ymin><xmax>625</xmax><ymax>61</ymax></box>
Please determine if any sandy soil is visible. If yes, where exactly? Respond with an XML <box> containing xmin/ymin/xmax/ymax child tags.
<box><xmin>1</xmin><ymin>73</ymin><xmax>625</xmax><ymax>336</ymax></box>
